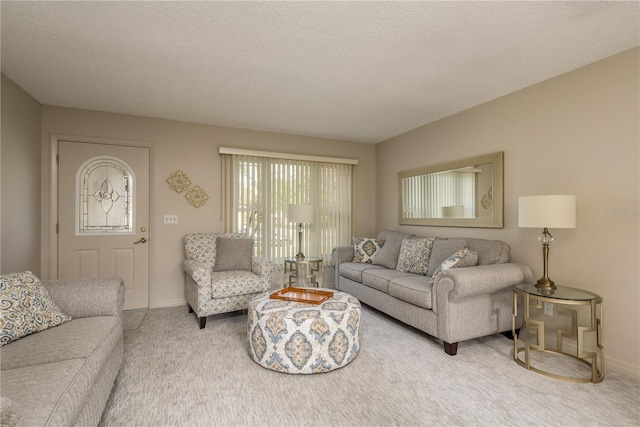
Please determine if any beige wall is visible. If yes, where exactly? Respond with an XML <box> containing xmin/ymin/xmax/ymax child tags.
<box><xmin>1</xmin><ymin>74</ymin><xmax>42</xmax><ymax>274</ymax></box>
<box><xmin>39</xmin><ymin>107</ymin><xmax>376</xmax><ymax>306</ymax></box>
<box><xmin>376</xmin><ymin>48</ymin><xmax>640</xmax><ymax>375</ymax></box>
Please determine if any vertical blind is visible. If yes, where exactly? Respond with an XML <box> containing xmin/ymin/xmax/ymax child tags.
<box><xmin>222</xmin><ymin>154</ymin><xmax>353</xmax><ymax>268</ymax></box>
<box><xmin>402</xmin><ymin>170</ymin><xmax>475</xmax><ymax>218</ymax></box>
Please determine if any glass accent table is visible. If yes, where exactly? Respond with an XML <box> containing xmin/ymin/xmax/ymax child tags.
<box><xmin>512</xmin><ymin>283</ymin><xmax>604</xmax><ymax>383</ymax></box>
<box><xmin>284</xmin><ymin>256</ymin><xmax>324</xmax><ymax>288</ymax></box>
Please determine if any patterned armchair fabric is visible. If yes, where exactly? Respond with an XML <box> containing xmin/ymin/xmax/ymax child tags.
<box><xmin>183</xmin><ymin>233</ymin><xmax>274</xmax><ymax>328</ymax></box>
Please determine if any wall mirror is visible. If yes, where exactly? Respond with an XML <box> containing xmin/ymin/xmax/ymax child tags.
<box><xmin>398</xmin><ymin>152</ymin><xmax>503</xmax><ymax>228</ymax></box>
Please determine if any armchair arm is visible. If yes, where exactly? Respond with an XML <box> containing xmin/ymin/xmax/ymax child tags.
<box><xmin>434</xmin><ymin>263</ymin><xmax>533</xmax><ymax>302</ymax></box>
<box><xmin>43</xmin><ymin>277</ymin><xmax>125</xmax><ymax>319</ymax></box>
<box><xmin>183</xmin><ymin>259</ymin><xmax>212</xmax><ymax>288</ymax></box>
<box><xmin>252</xmin><ymin>256</ymin><xmax>275</xmax><ymax>277</ymax></box>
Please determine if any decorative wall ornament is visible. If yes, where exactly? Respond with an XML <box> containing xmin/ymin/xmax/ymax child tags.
<box><xmin>167</xmin><ymin>170</ymin><xmax>192</xmax><ymax>193</ymax></box>
<box><xmin>185</xmin><ymin>185</ymin><xmax>209</xmax><ymax>208</ymax></box>
<box><xmin>481</xmin><ymin>186</ymin><xmax>493</xmax><ymax>210</ymax></box>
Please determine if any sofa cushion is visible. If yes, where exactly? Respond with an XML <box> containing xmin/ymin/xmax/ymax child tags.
<box><xmin>389</xmin><ymin>276</ymin><xmax>433</xmax><ymax>309</ymax></box>
<box><xmin>362</xmin><ymin>269</ymin><xmax>416</xmax><ymax>294</ymax></box>
<box><xmin>1</xmin><ymin>316</ymin><xmax>121</xmax><ymax>370</ymax></box>
<box><xmin>212</xmin><ymin>237</ymin><xmax>254</xmax><ymax>272</ymax></box>
<box><xmin>0</xmin><ymin>271</ymin><xmax>71</xmax><ymax>346</ymax></box>
<box><xmin>339</xmin><ymin>262</ymin><xmax>385</xmax><ymax>283</ymax></box>
<box><xmin>372</xmin><ymin>240</ymin><xmax>402</xmax><ymax>269</ymax></box>
<box><xmin>431</xmin><ymin>247</ymin><xmax>475</xmax><ymax>279</ymax></box>
<box><xmin>427</xmin><ymin>239</ymin><xmax>469</xmax><ymax>277</ymax></box>
<box><xmin>377</xmin><ymin>229</ymin><xmax>416</xmax><ymax>242</ymax></box>
<box><xmin>466</xmin><ymin>238</ymin><xmax>510</xmax><ymax>265</ymax></box>
<box><xmin>211</xmin><ymin>270</ymin><xmax>266</xmax><ymax>298</ymax></box>
<box><xmin>396</xmin><ymin>238</ymin><xmax>436</xmax><ymax>275</ymax></box>
<box><xmin>352</xmin><ymin>237</ymin><xmax>384</xmax><ymax>263</ymax></box>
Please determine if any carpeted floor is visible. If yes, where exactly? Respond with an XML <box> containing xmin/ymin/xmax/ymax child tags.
<box><xmin>123</xmin><ymin>309</ymin><xmax>147</xmax><ymax>331</ymax></box>
<box><xmin>101</xmin><ymin>305</ymin><xmax>639</xmax><ymax>426</ymax></box>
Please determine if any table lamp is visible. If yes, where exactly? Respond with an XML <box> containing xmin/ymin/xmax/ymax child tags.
<box><xmin>288</xmin><ymin>204</ymin><xmax>313</xmax><ymax>259</ymax></box>
<box><xmin>518</xmin><ymin>195</ymin><xmax>576</xmax><ymax>290</ymax></box>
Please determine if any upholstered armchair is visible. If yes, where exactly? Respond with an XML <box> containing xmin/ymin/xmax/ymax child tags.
<box><xmin>183</xmin><ymin>233</ymin><xmax>274</xmax><ymax>328</ymax></box>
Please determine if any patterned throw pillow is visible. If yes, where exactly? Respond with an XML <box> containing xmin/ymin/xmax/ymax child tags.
<box><xmin>396</xmin><ymin>238</ymin><xmax>436</xmax><ymax>275</ymax></box>
<box><xmin>0</xmin><ymin>271</ymin><xmax>71</xmax><ymax>346</ymax></box>
<box><xmin>431</xmin><ymin>247</ymin><xmax>478</xmax><ymax>278</ymax></box>
<box><xmin>352</xmin><ymin>237</ymin><xmax>385</xmax><ymax>263</ymax></box>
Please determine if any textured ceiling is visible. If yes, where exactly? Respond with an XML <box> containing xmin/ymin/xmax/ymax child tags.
<box><xmin>1</xmin><ymin>1</ymin><xmax>638</xmax><ymax>144</ymax></box>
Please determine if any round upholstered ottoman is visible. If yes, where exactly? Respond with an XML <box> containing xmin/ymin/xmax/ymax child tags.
<box><xmin>247</xmin><ymin>289</ymin><xmax>361</xmax><ymax>374</ymax></box>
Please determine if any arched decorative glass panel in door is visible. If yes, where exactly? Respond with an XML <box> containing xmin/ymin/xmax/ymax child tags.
<box><xmin>77</xmin><ymin>156</ymin><xmax>134</xmax><ymax>234</ymax></box>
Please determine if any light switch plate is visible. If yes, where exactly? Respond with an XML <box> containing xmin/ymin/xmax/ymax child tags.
<box><xmin>164</xmin><ymin>215</ymin><xmax>178</xmax><ymax>224</ymax></box>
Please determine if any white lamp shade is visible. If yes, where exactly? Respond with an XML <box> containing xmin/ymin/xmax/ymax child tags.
<box><xmin>518</xmin><ymin>195</ymin><xmax>576</xmax><ymax>228</ymax></box>
<box><xmin>287</xmin><ymin>204</ymin><xmax>314</xmax><ymax>223</ymax></box>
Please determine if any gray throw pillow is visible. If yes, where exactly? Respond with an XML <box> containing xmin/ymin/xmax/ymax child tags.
<box><xmin>212</xmin><ymin>237</ymin><xmax>254</xmax><ymax>272</ymax></box>
<box><xmin>377</xmin><ymin>229</ymin><xmax>416</xmax><ymax>242</ymax></box>
<box><xmin>427</xmin><ymin>238</ymin><xmax>469</xmax><ymax>277</ymax></box>
<box><xmin>373</xmin><ymin>240</ymin><xmax>403</xmax><ymax>269</ymax></box>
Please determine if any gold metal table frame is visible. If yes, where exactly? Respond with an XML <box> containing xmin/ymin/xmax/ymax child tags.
<box><xmin>284</xmin><ymin>256</ymin><xmax>323</xmax><ymax>288</ymax></box>
<box><xmin>513</xmin><ymin>283</ymin><xmax>604</xmax><ymax>383</ymax></box>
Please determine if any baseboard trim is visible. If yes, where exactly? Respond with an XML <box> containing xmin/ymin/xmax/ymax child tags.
<box><xmin>154</xmin><ymin>298</ymin><xmax>186</xmax><ymax>308</ymax></box>
<box><xmin>540</xmin><ymin>335</ymin><xmax>639</xmax><ymax>379</ymax></box>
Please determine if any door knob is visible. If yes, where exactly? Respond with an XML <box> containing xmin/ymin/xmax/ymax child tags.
<box><xmin>134</xmin><ymin>237</ymin><xmax>147</xmax><ymax>244</ymax></box>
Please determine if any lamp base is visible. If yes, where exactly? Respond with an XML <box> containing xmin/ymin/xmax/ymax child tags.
<box><xmin>535</xmin><ymin>278</ymin><xmax>556</xmax><ymax>291</ymax></box>
<box><xmin>294</xmin><ymin>252</ymin><xmax>305</xmax><ymax>260</ymax></box>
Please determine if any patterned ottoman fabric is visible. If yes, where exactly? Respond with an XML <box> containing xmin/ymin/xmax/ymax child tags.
<box><xmin>247</xmin><ymin>290</ymin><xmax>361</xmax><ymax>374</ymax></box>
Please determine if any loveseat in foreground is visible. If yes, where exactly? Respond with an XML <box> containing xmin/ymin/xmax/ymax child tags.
<box><xmin>1</xmin><ymin>277</ymin><xmax>125</xmax><ymax>426</ymax></box>
<box><xmin>333</xmin><ymin>230</ymin><xmax>533</xmax><ymax>355</ymax></box>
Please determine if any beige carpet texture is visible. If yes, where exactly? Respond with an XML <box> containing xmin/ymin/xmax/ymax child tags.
<box><xmin>102</xmin><ymin>305</ymin><xmax>639</xmax><ymax>426</ymax></box>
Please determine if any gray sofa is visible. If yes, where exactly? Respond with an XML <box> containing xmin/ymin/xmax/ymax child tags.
<box><xmin>1</xmin><ymin>277</ymin><xmax>125</xmax><ymax>426</ymax></box>
<box><xmin>333</xmin><ymin>230</ymin><xmax>532</xmax><ymax>355</ymax></box>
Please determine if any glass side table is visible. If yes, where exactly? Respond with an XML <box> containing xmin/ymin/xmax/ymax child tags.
<box><xmin>284</xmin><ymin>256</ymin><xmax>324</xmax><ymax>288</ymax></box>
<box><xmin>513</xmin><ymin>283</ymin><xmax>604</xmax><ymax>383</ymax></box>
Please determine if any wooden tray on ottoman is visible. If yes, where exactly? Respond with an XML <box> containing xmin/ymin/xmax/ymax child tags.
<box><xmin>270</xmin><ymin>287</ymin><xmax>334</xmax><ymax>305</ymax></box>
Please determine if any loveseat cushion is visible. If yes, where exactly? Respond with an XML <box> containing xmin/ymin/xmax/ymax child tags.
<box><xmin>362</xmin><ymin>269</ymin><xmax>416</xmax><ymax>294</ymax></box>
<box><xmin>0</xmin><ymin>316</ymin><xmax>123</xmax><ymax>426</ymax></box>
<box><xmin>3</xmin><ymin>359</ymin><xmax>91</xmax><ymax>426</ymax></box>
<box><xmin>1</xmin><ymin>316</ymin><xmax>121</xmax><ymax>370</ymax></box>
<box><xmin>388</xmin><ymin>276</ymin><xmax>433</xmax><ymax>309</ymax></box>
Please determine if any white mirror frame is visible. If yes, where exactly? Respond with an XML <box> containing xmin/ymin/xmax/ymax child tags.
<box><xmin>398</xmin><ymin>151</ymin><xmax>504</xmax><ymax>228</ymax></box>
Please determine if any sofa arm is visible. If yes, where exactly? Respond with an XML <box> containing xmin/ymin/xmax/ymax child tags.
<box><xmin>333</xmin><ymin>246</ymin><xmax>354</xmax><ymax>265</ymax></box>
<box><xmin>434</xmin><ymin>263</ymin><xmax>533</xmax><ymax>302</ymax></box>
<box><xmin>252</xmin><ymin>256</ymin><xmax>275</xmax><ymax>277</ymax></box>
<box><xmin>184</xmin><ymin>259</ymin><xmax>212</xmax><ymax>288</ymax></box>
<box><xmin>43</xmin><ymin>277</ymin><xmax>125</xmax><ymax>318</ymax></box>
<box><xmin>332</xmin><ymin>246</ymin><xmax>354</xmax><ymax>289</ymax></box>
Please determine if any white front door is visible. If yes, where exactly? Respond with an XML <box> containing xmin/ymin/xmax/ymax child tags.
<box><xmin>58</xmin><ymin>141</ymin><xmax>150</xmax><ymax>310</ymax></box>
